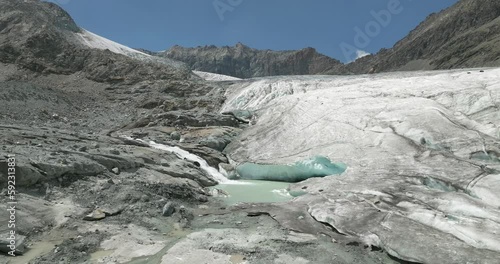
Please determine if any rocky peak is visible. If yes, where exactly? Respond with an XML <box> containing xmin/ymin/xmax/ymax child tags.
<box><xmin>0</xmin><ymin>0</ymin><xmax>190</xmax><ymax>83</ymax></box>
<box><xmin>348</xmin><ymin>0</ymin><xmax>500</xmax><ymax>73</ymax></box>
<box><xmin>162</xmin><ymin>0</ymin><xmax>500</xmax><ymax>76</ymax></box>
<box><xmin>161</xmin><ymin>43</ymin><xmax>348</xmax><ymax>78</ymax></box>
<box><xmin>0</xmin><ymin>0</ymin><xmax>80</xmax><ymax>34</ymax></box>
<box><xmin>234</xmin><ymin>42</ymin><xmax>248</xmax><ymax>49</ymax></box>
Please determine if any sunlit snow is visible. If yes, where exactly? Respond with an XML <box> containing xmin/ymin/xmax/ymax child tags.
<box><xmin>76</xmin><ymin>29</ymin><xmax>149</xmax><ymax>57</ymax></box>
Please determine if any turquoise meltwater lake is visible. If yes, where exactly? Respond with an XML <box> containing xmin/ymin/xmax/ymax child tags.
<box><xmin>212</xmin><ymin>180</ymin><xmax>296</xmax><ymax>205</ymax></box>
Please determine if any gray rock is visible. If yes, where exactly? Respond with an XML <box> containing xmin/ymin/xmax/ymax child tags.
<box><xmin>159</xmin><ymin>159</ymin><xmax>170</xmax><ymax>166</ymax></box>
<box><xmin>179</xmin><ymin>205</ymin><xmax>193</xmax><ymax>222</ymax></box>
<box><xmin>170</xmin><ymin>131</ymin><xmax>181</xmax><ymax>141</ymax></box>
<box><xmin>210</xmin><ymin>188</ymin><xmax>229</xmax><ymax>198</ymax></box>
<box><xmin>83</xmin><ymin>209</ymin><xmax>106</xmax><ymax>221</ymax></box>
<box><xmin>180</xmin><ymin>145</ymin><xmax>228</xmax><ymax>168</ymax></box>
<box><xmin>0</xmin><ymin>234</ymin><xmax>26</xmax><ymax>256</ymax></box>
<box><xmin>159</xmin><ymin>112</ymin><xmax>240</xmax><ymax>128</ymax></box>
<box><xmin>199</xmin><ymin>137</ymin><xmax>228</xmax><ymax>152</ymax></box>
<box><xmin>111</xmin><ymin>167</ymin><xmax>120</xmax><ymax>175</ymax></box>
<box><xmin>102</xmin><ymin>207</ymin><xmax>125</xmax><ymax>217</ymax></box>
<box><xmin>162</xmin><ymin>202</ymin><xmax>176</xmax><ymax>217</ymax></box>
<box><xmin>222</xmin><ymin>110</ymin><xmax>254</xmax><ymax>124</ymax></box>
<box><xmin>0</xmin><ymin>161</ymin><xmax>43</xmax><ymax>187</ymax></box>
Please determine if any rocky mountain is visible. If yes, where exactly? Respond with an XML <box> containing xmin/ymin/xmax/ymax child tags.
<box><xmin>0</xmin><ymin>0</ymin><xmax>191</xmax><ymax>84</ymax></box>
<box><xmin>161</xmin><ymin>43</ymin><xmax>349</xmax><ymax>78</ymax></box>
<box><xmin>348</xmin><ymin>0</ymin><xmax>500</xmax><ymax>73</ymax></box>
<box><xmin>160</xmin><ymin>0</ymin><xmax>500</xmax><ymax>77</ymax></box>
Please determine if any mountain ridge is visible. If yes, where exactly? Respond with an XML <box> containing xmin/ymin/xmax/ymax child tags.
<box><xmin>154</xmin><ymin>0</ymin><xmax>500</xmax><ymax>77</ymax></box>
<box><xmin>160</xmin><ymin>43</ymin><xmax>349</xmax><ymax>78</ymax></box>
<box><xmin>0</xmin><ymin>0</ymin><xmax>191</xmax><ymax>84</ymax></box>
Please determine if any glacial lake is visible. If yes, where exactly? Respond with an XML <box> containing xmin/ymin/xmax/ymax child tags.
<box><xmin>213</xmin><ymin>180</ymin><xmax>295</xmax><ymax>205</ymax></box>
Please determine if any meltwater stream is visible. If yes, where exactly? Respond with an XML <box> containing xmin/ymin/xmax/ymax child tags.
<box><xmin>126</xmin><ymin>137</ymin><xmax>294</xmax><ymax>205</ymax></box>
<box><xmin>148</xmin><ymin>141</ymin><xmax>231</xmax><ymax>183</ymax></box>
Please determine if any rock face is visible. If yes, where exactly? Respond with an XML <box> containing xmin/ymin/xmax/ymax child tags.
<box><xmin>347</xmin><ymin>0</ymin><xmax>500</xmax><ymax>73</ymax></box>
<box><xmin>223</xmin><ymin>69</ymin><xmax>500</xmax><ymax>263</ymax></box>
<box><xmin>162</xmin><ymin>43</ymin><xmax>349</xmax><ymax>78</ymax></box>
<box><xmin>0</xmin><ymin>1</ymin><xmax>247</xmax><ymax>262</ymax></box>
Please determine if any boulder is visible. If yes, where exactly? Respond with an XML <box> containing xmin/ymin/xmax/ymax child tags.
<box><xmin>162</xmin><ymin>202</ymin><xmax>176</xmax><ymax>217</ymax></box>
<box><xmin>0</xmin><ymin>234</ymin><xmax>26</xmax><ymax>256</ymax></box>
<box><xmin>170</xmin><ymin>131</ymin><xmax>181</xmax><ymax>141</ymax></box>
<box><xmin>83</xmin><ymin>209</ymin><xmax>106</xmax><ymax>221</ymax></box>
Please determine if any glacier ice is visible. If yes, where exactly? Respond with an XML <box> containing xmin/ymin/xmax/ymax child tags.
<box><xmin>222</xmin><ymin>69</ymin><xmax>500</xmax><ymax>263</ymax></box>
<box><xmin>236</xmin><ymin>156</ymin><xmax>346</xmax><ymax>182</ymax></box>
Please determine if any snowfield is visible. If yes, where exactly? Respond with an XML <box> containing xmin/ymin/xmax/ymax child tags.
<box><xmin>75</xmin><ymin>30</ymin><xmax>244</xmax><ymax>81</ymax></box>
<box><xmin>76</xmin><ymin>29</ymin><xmax>149</xmax><ymax>57</ymax></box>
<box><xmin>223</xmin><ymin>68</ymin><xmax>500</xmax><ymax>263</ymax></box>
<box><xmin>74</xmin><ymin>29</ymin><xmax>187</xmax><ymax>70</ymax></box>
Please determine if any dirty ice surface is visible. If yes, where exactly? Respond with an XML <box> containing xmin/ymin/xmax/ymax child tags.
<box><xmin>222</xmin><ymin>68</ymin><xmax>500</xmax><ymax>263</ymax></box>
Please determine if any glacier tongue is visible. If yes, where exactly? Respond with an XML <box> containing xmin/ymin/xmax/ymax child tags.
<box><xmin>223</xmin><ymin>69</ymin><xmax>500</xmax><ymax>263</ymax></box>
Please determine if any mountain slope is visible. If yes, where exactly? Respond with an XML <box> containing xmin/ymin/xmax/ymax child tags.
<box><xmin>348</xmin><ymin>0</ymin><xmax>500</xmax><ymax>73</ymax></box>
<box><xmin>0</xmin><ymin>0</ymin><xmax>190</xmax><ymax>84</ymax></box>
<box><xmin>161</xmin><ymin>43</ymin><xmax>349</xmax><ymax>78</ymax></box>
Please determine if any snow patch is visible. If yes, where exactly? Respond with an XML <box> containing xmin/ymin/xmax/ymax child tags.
<box><xmin>76</xmin><ymin>29</ymin><xmax>149</xmax><ymax>57</ymax></box>
<box><xmin>193</xmin><ymin>71</ymin><xmax>242</xmax><ymax>81</ymax></box>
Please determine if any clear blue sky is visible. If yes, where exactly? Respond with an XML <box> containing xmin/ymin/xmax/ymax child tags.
<box><xmin>47</xmin><ymin>0</ymin><xmax>458</xmax><ymax>62</ymax></box>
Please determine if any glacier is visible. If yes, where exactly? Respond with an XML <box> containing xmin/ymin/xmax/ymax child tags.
<box><xmin>222</xmin><ymin>68</ymin><xmax>500</xmax><ymax>263</ymax></box>
<box><xmin>236</xmin><ymin>156</ymin><xmax>346</xmax><ymax>182</ymax></box>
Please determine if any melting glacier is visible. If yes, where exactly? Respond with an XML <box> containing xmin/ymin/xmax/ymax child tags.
<box><xmin>222</xmin><ymin>68</ymin><xmax>500</xmax><ymax>263</ymax></box>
